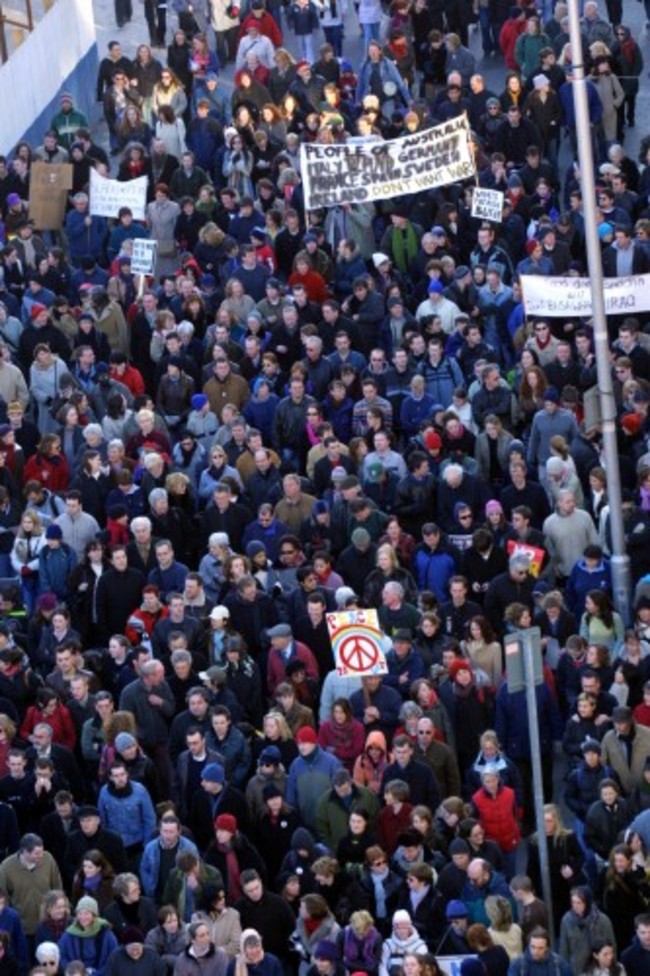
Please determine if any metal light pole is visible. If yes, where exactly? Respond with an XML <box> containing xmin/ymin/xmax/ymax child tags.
<box><xmin>521</xmin><ymin>629</ymin><xmax>553</xmax><ymax>938</ymax></box>
<box><xmin>566</xmin><ymin>1</ymin><xmax>632</xmax><ymax>623</ymax></box>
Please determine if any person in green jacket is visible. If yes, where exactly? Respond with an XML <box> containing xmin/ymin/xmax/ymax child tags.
<box><xmin>50</xmin><ymin>94</ymin><xmax>89</xmax><ymax>151</ymax></box>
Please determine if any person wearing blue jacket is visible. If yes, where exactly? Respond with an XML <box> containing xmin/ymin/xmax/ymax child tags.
<box><xmin>413</xmin><ymin>525</ymin><xmax>458</xmax><ymax>602</ymax></box>
<box><xmin>285</xmin><ymin>726</ymin><xmax>341</xmax><ymax>831</ymax></box>
<box><xmin>564</xmin><ymin>545</ymin><xmax>612</xmax><ymax>619</ymax></box>
<box><xmin>400</xmin><ymin>377</ymin><xmax>436</xmax><ymax>439</ymax></box>
<box><xmin>0</xmin><ymin>896</ymin><xmax>27</xmax><ymax>973</ymax></box>
<box><xmin>384</xmin><ymin>631</ymin><xmax>427</xmax><ymax>699</ymax></box>
<box><xmin>107</xmin><ymin>208</ymin><xmax>149</xmax><ymax>261</ymax></box>
<box><xmin>140</xmin><ymin>816</ymin><xmax>199</xmax><ymax>899</ymax></box>
<box><xmin>334</xmin><ymin>241</ymin><xmax>368</xmax><ymax>297</ymax></box>
<box><xmin>38</xmin><ymin>525</ymin><xmax>77</xmax><ymax>600</ymax></box>
<box><xmin>98</xmin><ymin>762</ymin><xmax>157</xmax><ymax>863</ymax></box>
<box><xmin>356</xmin><ymin>43</ymin><xmax>411</xmax><ymax>109</ymax></box>
<box><xmin>64</xmin><ymin>194</ymin><xmax>108</xmax><ymax>268</ymax></box>
<box><xmin>507</xmin><ymin>929</ymin><xmax>573</xmax><ymax>976</ymax></box>
<box><xmin>58</xmin><ymin>896</ymin><xmax>119</xmax><ymax>976</ymax></box>
<box><xmin>495</xmin><ymin>680</ymin><xmax>563</xmax><ymax>832</ymax></box>
<box><xmin>287</xmin><ymin>0</ymin><xmax>321</xmax><ymax>62</ymax></box>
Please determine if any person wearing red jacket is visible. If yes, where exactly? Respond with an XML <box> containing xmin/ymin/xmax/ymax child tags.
<box><xmin>238</xmin><ymin>1</ymin><xmax>283</xmax><ymax>47</ymax></box>
<box><xmin>23</xmin><ymin>434</ymin><xmax>70</xmax><ymax>493</ymax></box>
<box><xmin>266</xmin><ymin>623</ymin><xmax>320</xmax><ymax>695</ymax></box>
<box><xmin>471</xmin><ymin>769</ymin><xmax>521</xmax><ymax>879</ymax></box>
<box><xmin>21</xmin><ymin>688</ymin><xmax>77</xmax><ymax>751</ymax></box>
<box><xmin>288</xmin><ymin>251</ymin><xmax>329</xmax><ymax>305</ymax></box>
<box><xmin>499</xmin><ymin>7</ymin><xmax>527</xmax><ymax>72</ymax></box>
<box><xmin>109</xmin><ymin>353</ymin><xmax>145</xmax><ymax>396</ymax></box>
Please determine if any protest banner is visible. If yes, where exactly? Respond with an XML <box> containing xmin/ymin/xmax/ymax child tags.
<box><xmin>326</xmin><ymin>609</ymin><xmax>388</xmax><ymax>677</ymax></box>
<box><xmin>28</xmin><ymin>162</ymin><xmax>73</xmax><ymax>230</ymax></box>
<box><xmin>89</xmin><ymin>169</ymin><xmax>148</xmax><ymax>220</ymax></box>
<box><xmin>471</xmin><ymin>187</ymin><xmax>504</xmax><ymax>222</ymax></box>
<box><xmin>131</xmin><ymin>239</ymin><xmax>157</xmax><ymax>276</ymax></box>
<box><xmin>521</xmin><ymin>273</ymin><xmax>650</xmax><ymax>317</ymax></box>
<box><xmin>300</xmin><ymin>116</ymin><xmax>475</xmax><ymax>210</ymax></box>
<box><xmin>506</xmin><ymin>539</ymin><xmax>545</xmax><ymax>577</ymax></box>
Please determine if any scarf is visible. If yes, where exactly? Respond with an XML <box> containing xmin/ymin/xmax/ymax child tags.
<box><xmin>83</xmin><ymin>872</ymin><xmax>103</xmax><ymax>892</ymax></box>
<box><xmin>391</xmin><ymin>223</ymin><xmax>418</xmax><ymax>274</ymax></box>
<box><xmin>343</xmin><ymin>926</ymin><xmax>379</xmax><ymax>967</ymax></box>
<box><xmin>219</xmin><ymin>842</ymin><xmax>242</xmax><ymax>902</ymax></box>
<box><xmin>371</xmin><ymin>869</ymin><xmax>388</xmax><ymax>918</ymax></box>
<box><xmin>639</xmin><ymin>485</ymin><xmax>650</xmax><ymax>512</ymax></box>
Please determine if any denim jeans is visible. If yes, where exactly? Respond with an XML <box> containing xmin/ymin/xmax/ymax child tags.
<box><xmin>297</xmin><ymin>33</ymin><xmax>315</xmax><ymax>62</ymax></box>
<box><xmin>324</xmin><ymin>24</ymin><xmax>344</xmax><ymax>57</ymax></box>
<box><xmin>362</xmin><ymin>21</ymin><xmax>380</xmax><ymax>47</ymax></box>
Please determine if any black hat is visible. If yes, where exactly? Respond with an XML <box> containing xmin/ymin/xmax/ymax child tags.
<box><xmin>449</xmin><ymin>838</ymin><xmax>471</xmax><ymax>855</ymax></box>
<box><xmin>286</xmin><ymin>658</ymin><xmax>307</xmax><ymax>677</ymax></box>
<box><xmin>581</xmin><ymin>738</ymin><xmax>601</xmax><ymax>755</ymax></box>
<box><xmin>77</xmin><ymin>805</ymin><xmax>100</xmax><ymax>818</ymax></box>
<box><xmin>262</xmin><ymin>783</ymin><xmax>283</xmax><ymax>801</ymax></box>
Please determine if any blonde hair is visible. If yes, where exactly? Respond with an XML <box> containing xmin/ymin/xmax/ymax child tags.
<box><xmin>0</xmin><ymin>714</ymin><xmax>16</xmax><ymax>740</ymax></box>
<box><xmin>539</xmin><ymin>803</ymin><xmax>571</xmax><ymax>840</ymax></box>
<box><xmin>263</xmin><ymin>711</ymin><xmax>292</xmax><ymax>740</ymax></box>
<box><xmin>350</xmin><ymin>910</ymin><xmax>375</xmax><ymax>936</ymax></box>
<box><xmin>376</xmin><ymin>543</ymin><xmax>400</xmax><ymax>572</ymax></box>
<box><xmin>19</xmin><ymin>508</ymin><xmax>44</xmax><ymax>536</ymax></box>
<box><xmin>485</xmin><ymin>895</ymin><xmax>514</xmax><ymax>930</ymax></box>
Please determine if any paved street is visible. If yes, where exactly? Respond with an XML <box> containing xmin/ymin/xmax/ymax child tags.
<box><xmin>90</xmin><ymin>1</ymin><xmax>650</xmax><ymax>178</ymax></box>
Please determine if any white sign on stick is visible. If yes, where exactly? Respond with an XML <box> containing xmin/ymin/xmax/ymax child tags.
<box><xmin>89</xmin><ymin>169</ymin><xmax>148</xmax><ymax>220</ymax></box>
<box><xmin>471</xmin><ymin>187</ymin><xmax>504</xmax><ymax>222</ymax></box>
<box><xmin>131</xmin><ymin>239</ymin><xmax>157</xmax><ymax>275</ymax></box>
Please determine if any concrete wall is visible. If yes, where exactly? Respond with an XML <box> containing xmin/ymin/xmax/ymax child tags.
<box><xmin>0</xmin><ymin>0</ymin><xmax>98</xmax><ymax>155</ymax></box>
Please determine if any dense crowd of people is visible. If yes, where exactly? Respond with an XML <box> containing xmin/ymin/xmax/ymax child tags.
<box><xmin>1</xmin><ymin>3</ymin><xmax>650</xmax><ymax>976</ymax></box>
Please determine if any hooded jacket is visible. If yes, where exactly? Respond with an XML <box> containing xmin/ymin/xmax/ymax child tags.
<box><xmin>286</xmin><ymin>747</ymin><xmax>342</xmax><ymax>830</ymax></box>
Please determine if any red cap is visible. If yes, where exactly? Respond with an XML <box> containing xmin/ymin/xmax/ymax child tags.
<box><xmin>296</xmin><ymin>61</ymin><xmax>310</xmax><ymax>73</ymax></box>
<box><xmin>215</xmin><ymin>813</ymin><xmax>238</xmax><ymax>833</ymax></box>
<box><xmin>30</xmin><ymin>303</ymin><xmax>48</xmax><ymax>321</ymax></box>
<box><xmin>449</xmin><ymin>659</ymin><xmax>472</xmax><ymax>681</ymax></box>
<box><xmin>295</xmin><ymin>726</ymin><xmax>318</xmax><ymax>744</ymax></box>
<box><xmin>525</xmin><ymin>239</ymin><xmax>539</xmax><ymax>256</ymax></box>
<box><xmin>621</xmin><ymin>413</ymin><xmax>643</xmax><ymax>435</ymax></box>
<box><xmin>425</xmin><ymin>430</ymin><xmax>442</xmax><ymax>451</ymax></box>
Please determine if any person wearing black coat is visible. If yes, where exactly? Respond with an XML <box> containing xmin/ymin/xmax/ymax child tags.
<box><xmin>527</xmin><ymin>817</ymin><xmax>584</xmax><ymax>937</ymax></box>
<box><xmin>205</xmin><ymin>824</ymin><xmax>267</xmax><ymax>897</ymax></box>
<box><xmin>381</xmin><ymin>744</ymin><xmax>441</xmax><ymax>812</ymax></box>
<box><xmin>602</xmin><ymin>232</ymin><xmax>650</xmax><ymax>277</ymax></box>
<box><xmin>104</xmin><ymin>889</ymin><xmax>158</xmax><ymax>940</ymax></box>
<box><xmin>254</xmin><ymin>792</ymin><xmax>301</xmax><ymax>888</ymax></box>
<box><xmin>0</xmin><ymin>802</ymin><xmax>19</xmax><ymax>863</ymax></box>
<box><xmin>484</xmin><ymin>558</ymin><xmax>536</xmax><ymax>638</ymax></box>
<box><xmin>95</xmin><ymin>553</ymin><xmax>146</xmax><ymax>644</ymax></box>
<box><xmin>395</xmin><ymin>864</ymin><xmax>446</xmax><ymax>950</ymax></box>
<box><xmin>223</xmin><ymin>583</ymin><xmax>279</xmax><ymax>660</ymax></box>
<box><xmin>189</xmin><ymin>780</ymin><xmax>249</xmax><ymax>854</ymax></box>
<box><xmin>584</xmin><ymin>783</ymin><xmax>631</xmax><ymax>861</ymax></box>
<box><xmin>235</xmin><ymin>880</ymin><xmax>297</xmax><ymax>962</ymax></box>
<box><xmin>64</xmin><ymin>812</ymin><xmax>128</xmax><ymax>881</ymax></box>
<box><xmin>347</xmin><ymin>861</ymin><xmax>403</xmax><ymax>936</ymax></box>
<box><xmin>200</xmin><ymin>498</ymin><xmax>251</xmax><ymax>552</ymax></box>
<box><xmin>335</xmin><ymin>540</ymin><xmax>378</xmax><ymax>598</ymax></box>
<box><xmin>462</xmin><ymin>537</ymin><xmax>509</xmax><ymax>608</ymax></box>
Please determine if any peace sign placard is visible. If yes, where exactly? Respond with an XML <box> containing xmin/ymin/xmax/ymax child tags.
<box><xmin>326</xmin><ymin>610</ymin><xmax>388</xmax><ymax>678</ymax></box>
